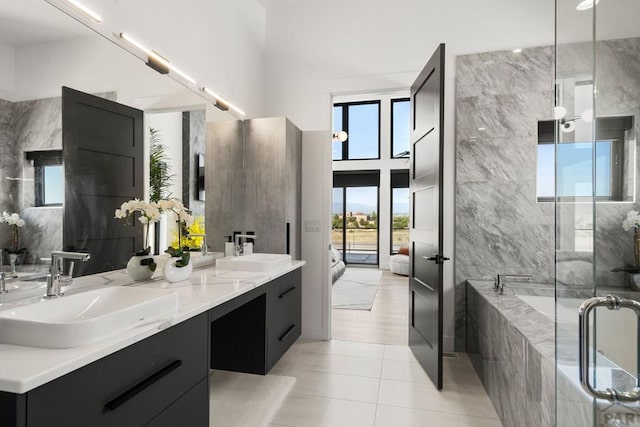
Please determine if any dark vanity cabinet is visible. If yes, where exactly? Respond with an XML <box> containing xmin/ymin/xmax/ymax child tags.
<box><xmin>0</xmin><ymin>313</ymin><xmax>209</xmax><ymax>427</ymax></box>
<box><xmin>211</xmin><ymin>268</ymin><xmax>302</xmax><ymax>375</ymax></box>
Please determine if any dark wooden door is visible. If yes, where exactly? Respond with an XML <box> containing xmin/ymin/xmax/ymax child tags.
<box><xmin>62</xmin><ymin>87</ymin><xmax>144</xmax><ymax>275</ymax></box>
<box><xmin>409</xmin><ymin>44</ymin><xmax>448</xmax><ymax>390</ymax></box>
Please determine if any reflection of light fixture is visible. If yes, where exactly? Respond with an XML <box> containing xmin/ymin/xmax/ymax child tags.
<box><xmin>576</xmin><ymin>0</ymin><xmax>599</xmax><ymax>11</ymax></box>
<box><xmin>581</xmin><ymin>108</ymin><xmax>594</xmax><ymax>122</ymax></box>
<box><xmin>560</xmin><ymin>119</ymin><xmax>576</xmax><ymax>133</ymax></box>
<box><xmin>202</xmin><ymin>87</ymin><xmax>245</xmax><ymax>116</ymax></box>
<box><xmin>512</xmin><ymin>48</ymin><xmax>522</xmax><ymax>53</ymax></box>
<box><xmin>59</xmin><ymin>0</ymin><xmax>103</xmax><ymax>23</ymax></box>
<box><xmin>554</xmin><ymin>106</ymin><xmax>567</xmax><ymax>120</ymax></box>
<box><xmin>332</xmin><ymin>131</ymin><xmax>348</xmax><ymax>142</ymax></box>
<box><xmin>119</xmin><ymin>33</ymin><xmax>196</xmax><ymax>84</ymax></box>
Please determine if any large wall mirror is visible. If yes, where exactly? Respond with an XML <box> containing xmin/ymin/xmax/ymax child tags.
<box><xmin>0</xmin><ymin>0</ymin><xmax>235</xmax><ymax>277</ymax></box>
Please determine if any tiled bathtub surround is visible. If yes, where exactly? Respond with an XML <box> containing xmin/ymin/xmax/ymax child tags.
<box><xmin>455</xmin><ymin>37</ymin><xmax>640</xmax><ymax>350</ymax></box>
<box><xmin>468</xmin><ymin>280</ymin><xmax>640</xmax><ymax>427</ymax></box>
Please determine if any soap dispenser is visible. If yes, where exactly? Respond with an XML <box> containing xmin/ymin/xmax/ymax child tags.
<box><xmin>224</xmin><ymin>235</ymin><xmax>234</xmax><ymax>257</ymax></box>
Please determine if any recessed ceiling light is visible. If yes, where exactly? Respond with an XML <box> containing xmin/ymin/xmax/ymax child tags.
<box><xmin>513</xmin><ymin>48</ymin><xmax>522</xmax><ymax>53</ymax></box>
<box><xmin>576</xmin><ymin>0</ymin><xmax>599</xmax><ymax>11</ymax></box>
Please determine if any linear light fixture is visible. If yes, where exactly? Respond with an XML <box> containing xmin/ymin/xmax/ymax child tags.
<box><xmin>202</xmin><ymin>87</ymin><xmax>246</xmax><ymax>116</ymax></box>
<box><xmin>119</xmin><ymin>33</ymin><xmax>196</xmax><ymax>84</ymax></box>
<box><xmin>62</xmin><ymin>0</ymin><xmax>102</xmax><ymax>23</ymax></box>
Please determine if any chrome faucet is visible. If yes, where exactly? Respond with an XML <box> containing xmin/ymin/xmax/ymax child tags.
<box><xmin>0</xmin><ymin>248</ymin><xmax>6</xmax><ymax>294</ymax></box>
<box><xmin>495</xmin><ymin>274</ymin><xmax>533</xmax><ymax>295</ymax></box>
<box><xmin>187</xmin><ymin>234</ymin><xmax>207</xmax><ymax>256</ymax></box>
<box><xmin>234</xmin><ymin>234</ymin><xmax>256</xmax><ymax>256</ymax></box>
<box><xmin>45</xmin><ymin>251</ymin><xmax>91</xmax><ymax>298</ymax></box>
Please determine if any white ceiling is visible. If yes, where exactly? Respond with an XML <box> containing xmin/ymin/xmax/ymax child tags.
<box><xmin>0</xmin><ymin>0</ymin><xmax>92</xmax><ymax>47</ymax></box>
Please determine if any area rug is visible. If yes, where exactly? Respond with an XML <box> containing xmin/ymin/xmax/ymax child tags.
<box><xmin>210</xmin><ymin>370</ymin><xmax>296</xmax><ymax>427</ymax></box>
<box><xmin>332</xmin><ymin>268</ymin><xmax>383</xmax><ymax>310</ymax></box>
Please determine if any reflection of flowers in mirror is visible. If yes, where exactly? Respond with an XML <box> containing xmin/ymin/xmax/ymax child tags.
<box><xmin>623</xmin><ymin>210</ymin><xmax>640</xmax><ymax>231</ymax></box>
<box><xmin>1</xmin><ymin>212</ymin><xmax>25</xmax><ymax>228</ymax></box>
<box><xmin>1</xmin><ymin>212</ymin><xmax>26</xmax><ymax>254</ymax></box>
<box><xmin>156</xmin><ymin>199</ymin><xmax>195</xmax><ymax>227</ymax></box>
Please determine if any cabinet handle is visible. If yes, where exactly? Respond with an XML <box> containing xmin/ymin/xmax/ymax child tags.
<box><xmin>278</xmin><ymin>286</ymin><xmax>296</xmax><ymax>299</ymax></box>
<box><xmin>279</xmin><ymin>324</ymin><xmax>296</xmax><ymax>342</ymax></box>
<box><xmin>105</xmin><ymin>360</ymin><xmax>183</xmax><ymax>411</ymax></box>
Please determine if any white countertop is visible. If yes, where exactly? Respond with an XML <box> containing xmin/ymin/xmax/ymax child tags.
<box><xmin>0</xmin><ymin>260</ymin><xmax>305</xmax><ymax>394</ymax></box>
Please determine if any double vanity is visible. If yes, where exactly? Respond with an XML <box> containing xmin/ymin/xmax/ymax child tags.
<box><xmin>0</xmin><ymin>254</ymin><xmax>304</xmax><ymax>426</ymax></box>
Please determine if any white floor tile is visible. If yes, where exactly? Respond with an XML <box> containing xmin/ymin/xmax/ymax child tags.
<box><xmin>377</xmin><ymin>379</ymin><xmax>499</xmax><ymax>419</ymax></box>
<box><xmin>382</xmin><ymin>345</ymin><xmax>419</xmax><ymax>362</ymax></box>
<box><xmin>374</xmin><ymin>405</ymin><xmax>503</xmax><ymax>427</ymax></box>
<box><xmin>271</xmin><ymin>393</ymin><xmax>377</xmax><ymax>427</ymax></box>
<box><xmin>296</xmin><ymin>339</ymin><xmax>385</xmax><ymax>359</ymax></box>
<box><xmin>288</xmin><ymin>369</ymin><xmax>380</xmax><ymax>403</ymax></box>
<box><xmin>288</xmin><ymin>351</ymin><xmax>383</xmax><ymax>378</ymax></box>
<box><xmin>380</xmin><ymin>359</ymin><xmax>430</xmax><ymax>384</ymax></box>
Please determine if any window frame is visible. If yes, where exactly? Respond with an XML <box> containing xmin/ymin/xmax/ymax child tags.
<box><xmin>390</xmin><ymin>98</ymin><xmax>411</xmax><ymax>159</ymax></box>
<box><xmin>27</xmin><ymin>150</ymin><xmax>63</xmax><ymax>207</ymax></box>
<box><xmin>389</xmin><ymin>169</ymin><xmax>410</xmax><ymax>255</ymax></box>
<box><xmin>536</xmin><ymin>117</ymin><xmax>632</xmax><ymax>203</ymax></box>
<box><xmin>333</xmin><ymin>100</ymin><xmax>381</xmax><ymax>161</ymax></box>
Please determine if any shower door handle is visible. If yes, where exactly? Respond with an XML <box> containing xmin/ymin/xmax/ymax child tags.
<box><xmin>578</xmin><ymin>295</ymin><xmax>640</xmax><ymax>402</ymax></box>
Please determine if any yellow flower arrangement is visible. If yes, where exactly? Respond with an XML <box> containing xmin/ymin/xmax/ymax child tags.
<box><xmin>171</xmin><ymin>216</ymin><xmax>205</xmax><ymax>250</ymax></box>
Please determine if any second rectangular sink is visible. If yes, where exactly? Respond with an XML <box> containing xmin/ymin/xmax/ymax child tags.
<box><xmin>216</xmin><ymin>253</ymin><xmax>292</xmax><ymax>272</ymax></box>
<box><xmin>0</xmin><ymin>287</ymin><xmax>178</xmax><ymax>349</ymax></box>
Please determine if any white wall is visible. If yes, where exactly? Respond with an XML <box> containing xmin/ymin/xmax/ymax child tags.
<box><xmin>0</xmin><ymin>43</ymin><xmax>15</xmax><ymax>101</ymax></box>
<box><xmin>262</xmin><ymin>0</ymin><xmax>557</xmax><ymax>350</ymax></box>
<box><xmin>301</xmin><ymin>131</ymin><xmax>332</xmax><ymax>340</ymax></box>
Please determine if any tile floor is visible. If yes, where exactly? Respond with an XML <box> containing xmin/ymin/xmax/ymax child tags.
<box><xmin>259</xmin><ymin>268</ymin><xmax>503</xmax><ymax>427</ymax></box>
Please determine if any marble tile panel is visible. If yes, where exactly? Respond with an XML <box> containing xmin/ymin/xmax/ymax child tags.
<box><xmin>456</xmin><ymin>91</ymin><xmax>553</xmax><ymax>141</ymax></box>
<box><xmin>456</xmin><ymin>47</ymin><xmax>554</xmax><ymax>99</ymax></box>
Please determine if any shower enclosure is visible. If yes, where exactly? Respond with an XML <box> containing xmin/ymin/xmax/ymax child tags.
<box><xmin>555</xmin><ymin>0</ymin><xmax>640</xmax><ymax>425</ymax></box>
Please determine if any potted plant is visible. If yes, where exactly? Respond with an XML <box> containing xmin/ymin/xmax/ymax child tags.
<box><xmin>157</xmin><ymin>198</ymin><xmax>195</xmax><ymax>283</ymax></box>
<box><xmin>1</xmin><ymin>212</ymin><xmax>26</xmax><ymax>276</ymax></box>
<box><xmin>114</xmin><ymin>200</ymin><xmax>161</xmax><ymax>281</ymax></box>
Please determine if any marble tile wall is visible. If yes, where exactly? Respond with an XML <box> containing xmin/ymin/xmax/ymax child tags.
<box><xmin>455</xmin><ymin>38</ymin><xmax>640</xmax><ymax>351</ymax></box>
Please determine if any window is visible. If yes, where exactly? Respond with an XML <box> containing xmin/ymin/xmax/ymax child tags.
<box><xmin>390</xmin><ymin>170</ymin><xmax>409</xmax><ymax>253</ymax></box>
<box><xmin>333</xmin><ymin>101</ymin><xmax>380</xmax><ymax>160</ymax></box>
<box><xmin>27</xmin><ymin>151</ymin><xmax>63</xmax><ymax>206</ymax></box>
<box><xmin>536</xmin><ymin>117</ymin><xmax>634</xmax><ymax>202</ymax></box>
<box><xmin>391</xmin><ymin>98</ymin><xmax>410</xmax><ymax>158</ymax></box>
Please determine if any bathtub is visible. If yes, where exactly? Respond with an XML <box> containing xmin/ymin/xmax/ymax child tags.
<box><xmin>517</xmin><ymin>293</ymin><xmax>637</xmax><ymax>374</ymax></box>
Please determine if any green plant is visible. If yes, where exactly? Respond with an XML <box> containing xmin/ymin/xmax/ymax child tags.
<box><xmin>149</xmin><ymin>128</ymin><xmax>174</xmax><ymax>203</ymax></box>
<box><xmin>165</xmin><ymin>246</ymin><xmax>191</xmax><ymax>268</ymax></box>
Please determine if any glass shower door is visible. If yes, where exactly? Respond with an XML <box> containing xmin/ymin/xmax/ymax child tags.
<box><xmin>555</xmin><ymin>0</ymin><xmax>640</xmax><ymax>426</ymax></box>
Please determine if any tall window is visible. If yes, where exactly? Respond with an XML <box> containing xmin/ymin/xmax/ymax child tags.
<box><xmin>391</xmin><ymin>98</ymin><xmax>410</xmax><ymax>158</ymax></box>
<box><xmin>390</xmin><ymin>170</ymin><xmax>409</xmax><ymax>253</ymax></box>
<box><xmin>333</xmin><ymin>101</ymin><xmax>380</xmax><ymax>160</ymax></box>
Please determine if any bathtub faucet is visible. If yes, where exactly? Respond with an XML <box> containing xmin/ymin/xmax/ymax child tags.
<box><xmin>495</xmin><ymin>274</ymin><xmax>533</xmax><ymax>295</ymax></box>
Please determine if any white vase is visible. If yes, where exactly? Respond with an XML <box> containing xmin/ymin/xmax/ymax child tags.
<box><xmin>163</xmin><ymin>258</ymin><xmax>193</xmax><ymax>283</ymax></box>
<box><xmin>126</xmin><ymin>254</ymin><xmax>155</xmax><ymax>281</ymax></box>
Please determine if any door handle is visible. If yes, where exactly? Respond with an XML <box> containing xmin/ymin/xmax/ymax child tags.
<box><xmin>578</xmin><ymin>295</ymin><xmax>640</xmax><ymax>403</ymax></box>
<box><xmin>422</xmin><ymin>255</ymin><xmax>450</xmax><ymax>264</ymax></box>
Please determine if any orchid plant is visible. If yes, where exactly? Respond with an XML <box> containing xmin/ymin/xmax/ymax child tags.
<box><xmin>157</xmin><ymin>198</ymin><xmax>194</xmax><ymax>268</ymax></box>
<box><xmin>1</xmin><ymin>211</ymin><xmax>26</xmax><ymax>254</ymax></box>
<box><xmin>114</xmin><ymin>200</ymin><xmax>161</xmax><ymax>269</ymax></box>
<box><xmin>612</xmin><ymin>210</ymin><xmax>640</xmax><ymax>274</ymax></box>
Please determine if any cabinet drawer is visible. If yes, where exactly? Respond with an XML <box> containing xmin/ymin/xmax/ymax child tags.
<box><xmin>145</xmin><ymin>378</ymin><xmax>209</xmax><ymax>427</ymax></box>
<box><xmin>267</xmin><ymin>270</ymin><xmax>301</xmax><ymax>370</ymax></box>
<box><xmin>27</xmin><ymin>313</ymin><xmax>209</xmax><ymax>427</ymax></box>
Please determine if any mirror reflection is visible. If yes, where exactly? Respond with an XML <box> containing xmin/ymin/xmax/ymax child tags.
<box><xmin>0</xmin><ymin>0</ymin><xmax>229</xmax><ymax>277</ymax></box>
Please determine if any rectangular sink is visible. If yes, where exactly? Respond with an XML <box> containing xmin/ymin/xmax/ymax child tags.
<box><xmin>216</xmin><ymin>253</ymin><xmax>292</xmax><ymax>272</ymax></box>
<box><xmin>0</xmin><ymin>287</ymin><xmax>177</xmax><ymax>349</ymax></box>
